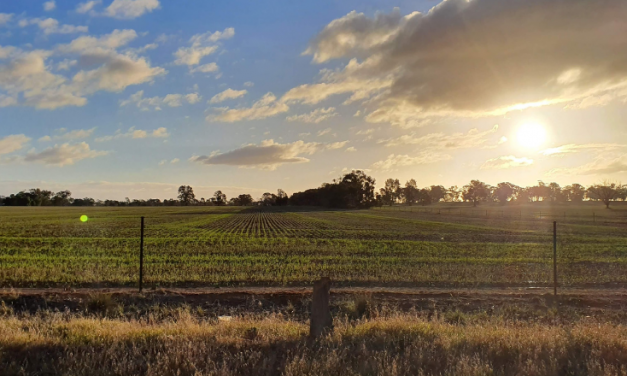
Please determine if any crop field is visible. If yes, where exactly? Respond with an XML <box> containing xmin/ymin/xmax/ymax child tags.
<box><xmin>1</xmin><ymin>202</ymin><xmax>626</xmax><ymax>287</ymax></box>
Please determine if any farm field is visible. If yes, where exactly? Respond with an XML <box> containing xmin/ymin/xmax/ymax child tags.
<box><xmin>1</xmin><ymin>202</ymin><xmax>626</xmax><ymax>288</ymax></box>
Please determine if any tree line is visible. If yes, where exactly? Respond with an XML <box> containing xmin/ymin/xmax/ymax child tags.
<box><xmin>1</xmin><ymin>172</ymin><xmax>625</xmax><ymax>209</ymax></box>
<box><xmin>377</xmin><ymin>179</ymin><xmax>627</xmax><ymax>209</ymax></box>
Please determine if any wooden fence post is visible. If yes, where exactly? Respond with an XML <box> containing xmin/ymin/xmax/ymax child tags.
<box><xmin>310</xmin><ymin>277</ymin><xmax>332</xmax><ymax>338</ymax></box>
<box><xmin>139</xmin><ymin>216</ymin><xmax>144</xmax><ymax>293</ymax></box>
<box><xmin>553</xmin><ymin>221</ymin><xmax>557</xmax><ymax>299</ymax></box>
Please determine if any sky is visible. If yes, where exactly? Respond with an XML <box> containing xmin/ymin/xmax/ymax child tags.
<box><xmin>1</xmin><ymin>0</ymin><xmax>626</xmax><ymax>200</ymax></box>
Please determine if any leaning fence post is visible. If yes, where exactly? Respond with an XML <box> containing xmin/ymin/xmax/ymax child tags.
<box><xmin>139</xmin><ymin>216</ymin><xmax>144</xmax><ymax>293</ymax></box>
<box><xmin>553</xmin><ymin>221</ymin><xmax>557</xmax><ymax>299</ymax></box>
<box><xmin>310</xmin><ymin>277</ymin><xmax>332</xmax><ymax>338</ymax></box>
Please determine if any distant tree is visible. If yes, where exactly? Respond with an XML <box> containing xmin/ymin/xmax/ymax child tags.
<box><xmin>28</xmin><ymin>189</ymin><xmax>53</xmax><ymax>206</ymax></box>
<box><xmin>71</xmin><ymin>197</ymin><xmax>95</xmax><ymax>206</ymax></box>
<box><xmin>617</xmin><ymin>185</ymin><xmax>627</xmax><ymax>201</ymax></box>
<box><xmin>240</xmin><ymin>194</ymin><xmax>254</xmax><ymax>206</ymax></box>
<box><xmin>261</xmin><ymin>192</ymin><xmax>277</xmax><ymax>206</ymax></box>
<box><xmin>340</xmin><ymin>170</ymin><xmax>376</xmax><ymax>208</ymax></box>
<box><xmin>403</xmin><ymin>179</ymin><xmax>419</xmax><ymax>206</ymax></box>
<box><xmin>548</xmin><ymin>182</ymin><xmax>562</xmax><ymax>202</ymax></box>
<box><xmin>463</xmin><ymin>180</ymin><xmax>490</xmax><ymax>207</ymax></box>
<box><xmin>213</xmin><ymin>190</ymin><xmax>227</xmax><ymax>206</ymax></box>
<box><xmin>276</xmin><ymin>189</ymin><xmax>289</xmax><ymax>206</ymax></box>
<box><xmin>429</xmin><ymin>185</ymin><xmax>447</xmax><ymax>203</ymax></box>
<box><xmin>516</xmin><ymin>187</ymin><xmax>531</xmax><ymax>203</ymax></box>
<box><xmin>494</xmin><ymin>182</ymin><xmax>517</xmax><ymax>204</ymax></box>
<box><xmin>587</xmin><ymin>182</ymin><xmax>620</xmax><ymax>209</ymax></box>
<box><xmin>418</xmin><ymin>188</ymin><xmax>431</xmax><ymax>206</ymax></box>
<box><xmin>52</xmin><ymin>190</ymin><xmax>72</xmax><ymax>206</ymax></box>
<box><xmin>392</xmin><ymin>179</ymin><xmax>402</xmax><ymax>203</ymax></box>
<box><xmin>529</xmin><ymin>181</ymin><xmax>551</xmax><ymax>202</ymax></box>
<box><xmin>380</xmin><ymin>178</ymin><xmax>399</xmax><ymax>206</ymax></box>
<box><xmin>445</xmin><ymin>186</ymin><xmax>461</xmax><ymax>202</ymax></box>
<box><xmin>177</xmin><ymin>185</ymin><xmax>196</xmax><ymax>205</ymax></box>
<box><xmin>290</xmin><ymin>170</ymin><xmax>375</xmax><ymax>209</ymax></box>
<box><xmin>374</xmin><ymin>192</ymin><xmax>383</xmax><ymax>207</ymax></box>
<box><xmin>564</xmin><ymin>183</ymin><xmax>586</xmax><ymax>202</ymax></box>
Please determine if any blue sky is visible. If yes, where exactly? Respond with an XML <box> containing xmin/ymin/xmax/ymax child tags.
<box><xmin>1</xmin><ymin>0</ymin><xmax>627</xmax><ymax>200</ymax></box>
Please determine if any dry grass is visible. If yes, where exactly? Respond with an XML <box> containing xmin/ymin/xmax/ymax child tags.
<box><xmin>2</xmin><ymin>308</ymin><xmax>627</xmax><ymax>376</ymax></box>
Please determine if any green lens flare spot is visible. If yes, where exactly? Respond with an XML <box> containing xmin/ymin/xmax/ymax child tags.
<box><xmin>80</xmin><ymin>215</ymin><xmax>89</xmax><ymax>223</ymax></box>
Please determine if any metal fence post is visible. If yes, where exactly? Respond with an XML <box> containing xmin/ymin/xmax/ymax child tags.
<box><xmin>553</xmin><ymin>221</ymin><xmax>557</xmax><ymax>299</ymax></box>
<box><xmin>139</xmin><ymin>216</ymin><xmax>144</xmax><ymax>293</ymax></box>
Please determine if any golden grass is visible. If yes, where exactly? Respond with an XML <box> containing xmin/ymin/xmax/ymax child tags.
<box><xmin>2</xmin><ymin>311</ymin><xmax>627</xmax><ymax>375</ymax></box>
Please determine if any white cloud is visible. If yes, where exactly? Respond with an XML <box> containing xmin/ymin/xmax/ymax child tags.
<box><xmin>95</xmin><ymin>127</ymin><xmax>169</xmax><ymax>142</ymax></box>
<box><xmin>152</xmin><ymin>127</ymin><xmax>169</xmax><ymax>138</ymax></box>
<box><xmin>64</xmin><ymin>30</ymin><xmax>167</xmax><ymax>94</ymax></box>
<box><xmin>547</xmin><ymin>153</ymin><xmax>627</xmax><ymax>176</ymax></box>
<box><xmin>286</xmin><ymin>107</ymin><xmax>337</xmax><ymax>123</ymax></box>
<box><xmin>281</xmin><ymin>57</ymin><xmax>392</xmax><ymax>106</ymax></box>
<box><xmin>209</xmin><ymin>88</ymin><xmax>247</xmax><ymax>104</ymax></box>
<box><xmin>59</xmin><ymin>29</ymin><xmax>138</xmax><ymax>53</ymax></box>
<box><xmin>0</xmin><ymin>49</ymin><xmax>87</xmax><ymax>110</ymax></box>
<box><xmin>0</xmin><ymin>135</ymin><xmax>31</xmax><ymax>155</ymax></box>
<box><xmin>185</xmin><ymin>93</ymin><xmax>201</xmax><ymax>104</ymax></box>
<box><xmin>104</xmin><ymin>0</ymin><xmax>160</xmax><ymax>19</ymax></box>
<box><xmin>0</xmin><ymin>30</ymin><xmax>165</xmax><ymax>110</ymax></box>
<box><xmin>191</xmin><ymin>139</ymin><xmax>342</xmax><ymax>170</ymax></box>
<box><xmin>190</xmin><ymin>63</ymin><xmax>219</xmax><ymax>74</ymax></box>
<box><xmin>0</xmin><ymin>95</ymin><xmax>18</xmax><ymax>107</ymax></box>
<box><xmin>173</xmin><ymin>28</ymin><xmax>234</xmax><ymax>67</ymax></box>
<box><xmin>327</xmin><ymin>141</ymin><xmax>348</xmax><ymax>150</ymax></box>
<box><xmin>20</xmin><ymin>17</ymin><xmax>88</xmax><ymax>35</ymax></box>
<box><xmin>56</xmin><ymin>59</ymin><xmax>77</xmax><ymax>71</ymax></box>
<box><xmin>371</xmin><ymin>152</ymin><xmax>452</xmax><ymax>171</ymax></box>
<box><xmin>39</xmin><ymin>128</ymin><xmax>96</xmax><ymax>142</ymax></box>
<box><xmin>174</xmin><ymin>46</ymin><xmax>217</xmax><ymax>67</ymax></box>
<box><xmin>76</xmin><ymin>1</ymin><xmax>102</xmax><ymax>14</ymax></box>
<box><xmin>159</xmin><ymin>158</ymin><xmax>179</xmax><ymax>166</ymax></box>
<box><xmin>243</xmin><ymin>81</ymin><xmax>254</xmax><ymax>87</ymax></box>
<box><xmin>541</xmin><ymin>144</ymin><xmax>625</xmax><ymax>157</ymax></box>
<box><xmin>317</xmin><ymin>128</ymin><xmax>332</xmax><ymax>137</ymax></box>
<box><xmin>379</xmin><ymin>125</ymin><xmax>500</xmax><ymax>149</ymax></box>
<box><xmin>22</xmin><ymin>142</ymin><xmax>108</xmax><ymax>166</ymax></box>
<box><xmin>0</xmin><ymin>13</ymin><xmax>13</xmax><ymax>26</ymax></box>
<box><xmin>126</xmin><ymin>43</ymin><xmax>158</xmax><ymax>55</ymax></box>
<box><xmin>72</xmin><ymin>54</ymin><xmax>166</xmax><ymax>94</ymax></box>
<box><xmin>44</xmin><ymin>1</ymin><xmax>56</xmax><ymax>11</ymax></box>
<box><xmin>292</xmin><ymin>0</ymin><xmax>627</xmax><ymax>126</ymax></box>
<box><xmin>355</xmin><ymin>128</ymin><xmax>374</xmax><ymax>136</ymax></box>
<box><xmin>346</xmin><ymin>147</ymin><xmax>357</xmax><ymax>152</ymax></box>
<box><xmin>208</xmin><ymin>92</ymin><xmax>289</xmax><ymax>122</ymax></box>
<box><xmin>480</xmin><ymin>155</ymin><xmax>533</xmax><ymax>170</ymax></box>
<box><xmin>120</xmin><ymin>90</ymin><xmax>201</xmax><ymax>110</ymax></box>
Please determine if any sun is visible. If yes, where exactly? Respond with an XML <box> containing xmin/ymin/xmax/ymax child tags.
<box><xmin>516</xmin><ymin>123</ymin><xmax>547</xmax><ymax>149</ymax></box>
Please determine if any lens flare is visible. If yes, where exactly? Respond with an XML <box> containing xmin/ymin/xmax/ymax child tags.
<box><xmin>80</xmin><ymin>215</ymin><xmax>89</xmax><ymax>222</ymax></box>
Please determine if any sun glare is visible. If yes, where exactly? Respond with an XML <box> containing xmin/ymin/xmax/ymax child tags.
<box><xmin>516</xmin><ymin>123</ymin><xmax>547</xmax><ymax>149</ymax></box>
